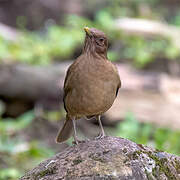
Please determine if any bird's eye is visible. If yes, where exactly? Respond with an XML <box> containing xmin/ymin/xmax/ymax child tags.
<box><xmin>95</xmin><ymin>37</ymin><xmax>105</xmax><ymax>46</ymax></box>
<box><xmin>99</xmin><ymin>38</ymin><xmax>104</xmax><ymax>42</ymax></box>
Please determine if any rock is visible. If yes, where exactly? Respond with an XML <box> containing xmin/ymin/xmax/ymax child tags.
<box><xmin>20</xmin><ymin>136</ymin><xmax>180</xmax><ymax>180</ymax></box>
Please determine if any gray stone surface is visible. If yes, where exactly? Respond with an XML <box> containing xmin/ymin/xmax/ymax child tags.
<box><xmin>20</xmin><ymin>136</ymin><xmax>180</xmax><ymax>180</ymax></box>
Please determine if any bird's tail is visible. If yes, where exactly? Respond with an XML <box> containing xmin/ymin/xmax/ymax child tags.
<box><xmin>56</xmin><ymin>114</ymin><xmax>73</xmax><ymax>143</ymax></box>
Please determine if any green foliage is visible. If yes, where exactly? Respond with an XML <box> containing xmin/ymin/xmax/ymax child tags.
<box><xmin>170</xmin><ymin>10</ymin><xmax>180</xmax><ymax>26</ymax></box>
<box><xmin>0</xmin><ymin>111</ymin><xmax>34</xmax><ymax>134</ymax></box>
<box><xmin>121</xmin><ymin>36</ymin><xmax>176</xmax><ymax>67</ymax></box>
<box><xmin>0</xmin><ymin>1</ymin><xmax>180</xmax><ymax>66</ymax></box>
<box><xmin>0</xmin><ymin>168</ymin><xmax>20</xmax><ymax>180</ymax></box>
<box><xmin>115</xmin><ymin>112</ymin><xmax>180</xmax><ymax>156</ymax></box>
<box><xmin>0</xmin><ymin>27</ymin><xmax>84</xmax><ymax>65</ymax></box>
<box><xmin>0</xmin><ymin>111</ymin><xmax>55</xmax><ymax>179</ymax></box>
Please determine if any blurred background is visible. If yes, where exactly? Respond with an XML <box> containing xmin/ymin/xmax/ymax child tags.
<box><xmin>0</xmin><ymin>0</ymin><xmax>180</xmax><ymax>179</ymax></box>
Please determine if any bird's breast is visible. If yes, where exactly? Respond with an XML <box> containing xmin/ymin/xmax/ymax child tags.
<box><xmin>66</xmin><ymin>60</ymin><xmax>119</xmax><ymax>117</ymax></box>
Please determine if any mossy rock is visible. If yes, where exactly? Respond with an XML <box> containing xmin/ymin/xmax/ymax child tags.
<box><xmin>20</xmin><ymin>136</ymin><xmax>180</xmax><ymax>180</ymax></box>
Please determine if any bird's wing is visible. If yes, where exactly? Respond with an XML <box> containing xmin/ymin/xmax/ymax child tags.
<box><xmin>116</xmin><ymin>81</ymin><xmax>121</xmax><ymax>97</ymax></box>
<box><xmin>112</xmin><ymin>63</ymin><xmax>121</xmax><ymax>97</ymax></box>
<box><xmin>63</xmin><ymin>64</ymin><xmax>74</xmax><ymax>112</ymax></box>
<box><xmin>63</xmin><ymin>59</ymin><xmax>81</xmax><ymax>112</ymax></box>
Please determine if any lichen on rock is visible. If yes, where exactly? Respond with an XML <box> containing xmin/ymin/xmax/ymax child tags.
<box><xmin>20</xmin><ymin>136</ymin><xmax>180</xmax><ymax>180</ymax></box>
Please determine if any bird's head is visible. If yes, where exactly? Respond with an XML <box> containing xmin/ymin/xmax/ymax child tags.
<box><xmin>83</xmin><ymin>27</ymin><xmax>108</xmax><ymax>57</ymax></box>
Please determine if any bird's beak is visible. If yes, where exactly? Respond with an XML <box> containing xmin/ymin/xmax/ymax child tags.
<box><xmin>84</xmin><ymin>27</ymin><xmax>91</xmax><ymax>36</ymax></box>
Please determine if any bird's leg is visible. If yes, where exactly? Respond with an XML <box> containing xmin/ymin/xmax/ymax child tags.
<box><xmin>95</xmin><ymin>115</ymin><xmax>106</xmax><ymax>139</ymax></box>
<box><xmin>72</xmin><ymin>118</ymin><xmax>85</xmax><ymax>144</ymax></box>
<box><xmin>72</xmin><ymin>118</ymin><xmax>79</xmax><ymax>144</ymax></box>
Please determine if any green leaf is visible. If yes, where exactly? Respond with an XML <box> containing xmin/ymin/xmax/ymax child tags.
<box><xmin>0</xmin><ymin>111</ymin><xmax>35</xmax><ymax>133</ymax></box>
<box><xmin>0</xmin><ymin>168</ymin><xmax>21</xmax><ymax>180</ymax></box>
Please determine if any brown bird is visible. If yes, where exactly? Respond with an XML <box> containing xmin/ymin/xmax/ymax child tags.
<box><xmin>56</xmin><ymin>27</ymin><xmax>121</xmax><ymax>144</ymax></box>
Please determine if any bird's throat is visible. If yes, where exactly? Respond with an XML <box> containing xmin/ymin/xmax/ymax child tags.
<box><xmin>83</xmin><ymin>38</ymin><xmax>107</xmax><ymax>59</ymax></box>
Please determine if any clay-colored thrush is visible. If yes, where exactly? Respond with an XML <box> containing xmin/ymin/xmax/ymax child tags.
<box><xmin>56</xmin><ymin>27</ymin><xmax>121</xmax><ymax>144</ymax></box>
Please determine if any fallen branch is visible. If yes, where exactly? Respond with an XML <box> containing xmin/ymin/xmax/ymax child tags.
<box><xmin>0</xmin><ymin>63</ymin><xmax>67</xmax><ymax>116</ymax></box>
<box><xmin>1</xmin><ymin>62</ymin><xmax>180</xmax><ymax>128</ymax></box>
<box><xmin>0</xmin><ymin>62</ymin><xmax>162</xmax><ymax>101</ymax></box>
<box><xmin>0</xmin><ymin>63</ymin><xmax>67</xmax><ymax>102</ymax></box>
<box><xmin>115</xmin><ymin>17</ymin><xmax>180</xmax><ymax>48</ymax></box>
<box><xmin>20</xmin><ymin>136</ymin><xmax>180</xmax><ymax>180</ymax></box>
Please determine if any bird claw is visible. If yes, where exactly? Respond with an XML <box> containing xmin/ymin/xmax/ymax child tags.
<box><xmin>95</xmin><ymin>133</ymin><xmax>106</xmax><ymax>140</ymax></box>
<box><xmin>72</xmin><ymin>137</ymin><xmax>90</xmax><ymax>145</ymax></box>
<box><xmin>72</xmin><ymin>139</ymin><xmax>86</xmax><ymax>145</ymax></box>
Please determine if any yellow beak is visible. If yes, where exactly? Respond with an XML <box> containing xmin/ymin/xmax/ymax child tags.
<box><xmin>84</xmin><ymin>27</ymin><xmax>91</xmax><ymax>36</ymax></box>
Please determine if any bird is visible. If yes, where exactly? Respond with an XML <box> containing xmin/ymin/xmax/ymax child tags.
<box><xmin>56</xmin><ymin>27</ymin><xmax>121</xmax><ymax>144</ymax></box>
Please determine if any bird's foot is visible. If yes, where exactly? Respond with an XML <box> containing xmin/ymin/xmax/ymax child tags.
<box><xmin>72</xmin><ymin>139</ymin><xmax>87</xmax><ymax>145</ymax></box>
<box><xmin>95</xmin><ymin>133</ymin><xmax>106</xmax><ymax>140</ymax></box>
